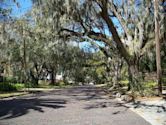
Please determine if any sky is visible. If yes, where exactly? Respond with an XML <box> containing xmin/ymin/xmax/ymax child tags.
<box><xmin>0</xmin><ymin>0</ymin><xmax>32</xmax><ymax>17</ymax></box>
<box><xmin>11</xmin><ymin>0</ymin><xmax>32</xmax><ymax>17</ymax></box>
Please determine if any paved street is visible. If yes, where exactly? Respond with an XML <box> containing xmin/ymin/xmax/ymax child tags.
<box><xmin>0</xmin><ymin>86</ymin><xmax>151</xmax><ymax>125</ymax></box>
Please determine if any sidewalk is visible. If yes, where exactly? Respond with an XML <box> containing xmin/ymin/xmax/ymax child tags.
<box><xmin>117</xmin><ymin>97</ymin><xmax>166</xmax><ymax>125</ymax></box>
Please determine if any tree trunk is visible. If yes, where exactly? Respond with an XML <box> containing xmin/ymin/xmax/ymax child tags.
<box><xmin>128</xmin><ymin>64</ymin><xmax>142</xmax><ymax>93</ymax></box>
<box><xmin>154</xmin><ymin>0</ymin><xmax>162</xmax><ymax>95</ymax></box>
<box><xmin>30</xmin><ymin>70</ymin><xmax>39</xmax><ymax>86</ymax></box>
<box><xmin>100</xmin><ymin>7</ymin><xmax>142</xmax><ymax>92</ymax></box>
<box><xmin>109</xmin><ymin>71</ymin><xmax>118</xmax><ymax>90</ymax></box>
<box><xmin>23</xmin><ymin>34</ymin><xmax>27</xmax><ymax>83</ymax></box>
<box><xmin>109</xmin><ymin>59</ymin><xmax>123</xmax><ymax>91</ymax></box>
<box><xmin>0</xmin><ymin>65</ymin><xmax>4</xmax><ymax>82</ymax></box>
<box><xmin>113</xmin><ymin>62</ymin><xmax>120</xmax><ymax>88</ymax></box>
<box><xmin>50</xmin><ymin>68</ymin><xmax>55</xmax><ymax>85</ymax></box>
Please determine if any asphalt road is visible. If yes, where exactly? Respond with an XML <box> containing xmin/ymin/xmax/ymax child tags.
<box><xmin>0</xmin><ymin>86</ymin><xmax>151</xmax><ymax>125</ymax></box>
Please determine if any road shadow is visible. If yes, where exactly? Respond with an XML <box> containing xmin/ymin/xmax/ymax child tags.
<box><xmin>0</xmin><ymin>98</ymin><xmax>66</xmax><ymax>119</ymax></box>
<box><xmin>163</xmin><ymin>94</ymin><xmax>166</xmax><ymax>100</ymax></box>
<box><xmin>84</xmin><ymin>100</ymin><xmax>129</xmax><ymax>115</ymax></box>
<box><xmin>51</xmin><ymin>86</ymin><xmax>109</xmax><ymax>101</ymax></box>
<box><xmin>84</xmin><ymin>100</ymin><xmax>129</xmax><ymax>108</ymax></box>
<box><xmin>132</xmin><ymin>101</ymin><xmax>166</xmax><ymax>112</ymax></box>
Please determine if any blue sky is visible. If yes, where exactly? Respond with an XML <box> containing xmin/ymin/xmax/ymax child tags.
<box><xmin>10</xmin><ymin>0</ymin><xmax>32</xmax><ymax>17</ymax></box>
<box><xmin>11</xmin><ymin>0</ymin><xmax>32</xmax><ymax>17</ymax></box>
<box><xmin>0</xmin><ymin>0</ymin><xmax>32</xmax><ymax>17</ymax></box>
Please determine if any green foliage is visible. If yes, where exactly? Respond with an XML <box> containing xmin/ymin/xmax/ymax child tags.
<box><xmin>143</xmin><ymin>81</ymin><xmax>157</xmax><ymax>88</ymax></box>
<box><xmin>120</xmin><ymin>80</ymin><xmax>129</xmax><ymax>86</ymax></box>
<box><xmin>142</xmin><ymin>81</ymin><xmax>158</xmax><ymax>96</ymax></box>
<box><xmin>162</xmin><ymin>76</ymin><xmax>166</xmax><ymax>85</ymax></box>
<box><xmin>58</xmin><ymin>81</ymin><xmax>67</xmax><ymax>87</ymax></box>
<box><xmin>0</xmin><ymin>83</ymin><xmax>17</xmax><ymax>92</ymax></box>
<box><xmin>24</xmin><ymin>82</ymin><xmax>38</xmax><ymax>88</ymax></box>
<box><xmin>4</xmin><ymin>76</ymin><xmax>17</xmax><ymax>83</ymax></box>
<box><xmin>14</xmin><ymin>83</ymin><xmax>25</xmax><ymax>90</ymax></box>
<box><xmin>0</xmin><ymin>0</ymin><xmax>165</xmax><ymax>96</ymax></box>
<box><xmin>0</xmin><ymin>82</ymin><xmax>25</xmax><ymax>92</ymax></box>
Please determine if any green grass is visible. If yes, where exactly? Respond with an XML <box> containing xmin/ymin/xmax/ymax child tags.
<box><xmin>0</xmin><ymin>92</ymin><xmax>28</xmax><ymax>98</ymax></box>
<box><xmin>0</xmin><ymin>82</ymin><xmax>72</xmax><ymax>98</ymax></box>
<box><xmin>141</xmin><ymin>80</ymin><xmax>158</xmax><ymax>96</ymax></box>
<box><xmin>120</xmin><ymin>79</ymin><xmax>157</xmax><ymax>88</ymax></box>
<box><xmin>143</xmin><ymin>81</ymin><xmax>157</xmax><ymax>88</ymax></box>
<box><xmin>37</xmin><ymin>80</ymin><xmax>74</xmax><ymax>89</ymax></box>
<box><xmin>0</xmin><ymin>83</ymin><xmax>27</xmax><ymax>98</ymax></box>
<box><xmin>119</xmin><ymin>79</ymin><xmax>158</xmax><ymax>96</ymax></box>
<box><xmin>0</xmin><ymin>80</ymin><xmax>75</xmax><ymax>99</ymax></box>
<box><xmin>38</xmin><ymin>84</ymin><xmax>72</xmax><ymax>89</ymax></box>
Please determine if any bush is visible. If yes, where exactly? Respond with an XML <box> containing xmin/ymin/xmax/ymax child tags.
<box><xmin>4</xmin><ymin>77</ymin><xmax>17</xmax><ymax>83</ymax></box>
<box><xmin>142</xmin><ymin>81</ymin><xmax>158</xmax><ymax>96</ymax></box>
<box><xmin>163</xmin><ymin>77</ymin><xmax>166</xmax><ymax>85</ymax></box>
<box><xmin>120</xmin><ymin>80</ymin><xmax>129</xmax><ymax>86</ymax></box>
<box><xmin>0</xmin><ymin>83</ymin><xmax>25</xmax><ymax>92</ymax></box>
<box><xmin>143</xmin><ymin>81</ymin><xmax>157</xmax><ymax>89</ymax></box>
<box><xmin>14</xmin><ymin>83</ymin><xmax>25</xmax><ymax>90</ymax></box>
<box><xmin>0</xmin><ymin>83</ymin><xmax>17</xmax><ymax>92</ymax></box>
<box><xmin>24</xmin><ymin>82</ymin><xmax>38</xmax><ymax>88</ymax></box>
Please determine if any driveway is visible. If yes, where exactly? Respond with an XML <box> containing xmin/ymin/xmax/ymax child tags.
<box><xmin>0</xmin><ymin>86</ymin><xmax>151</xmax><ymax>125</ymax></box>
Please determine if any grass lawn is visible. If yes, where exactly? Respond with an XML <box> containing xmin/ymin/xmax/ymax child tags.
<box><xmin>0</xmin><ymin>92</ymin><xmax>28</xmax><ymax>99</ymax></box>
<box><xmin>0</xmin><ymin>81</ymin><xmax>74</xmax><ymax>99</ymax></box>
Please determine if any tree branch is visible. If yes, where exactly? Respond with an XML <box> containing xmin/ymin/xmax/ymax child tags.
<box><xmin>60</xmin><ymin>28</ymin><xmax>113</xmax><ymax>47</ymax></box>
<box><xmin>100</xmin><ymin>5</ymin><xmax>131</xmax><ymax>64</ymax></box>
<box><xmin>110</xmin><ymin>2</ymin><xmax>131</xmax><ymax>40</ymax></box>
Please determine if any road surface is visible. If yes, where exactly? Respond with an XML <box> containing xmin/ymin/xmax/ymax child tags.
<box><xmin>0</xmin><ymin>86</ymin><xmax>151</xmax><ymax>125</ymax></box>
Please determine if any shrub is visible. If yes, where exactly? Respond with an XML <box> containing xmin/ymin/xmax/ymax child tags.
<box><xmin>4</xmin><ymin>77</ymin><xmax>17</xmax><ymax>83</ymax></box>
<box><xmin>14</xmin><ymin>83</ymin><xmax>25</xmax><ymax>90</ymax></box>
<box><xmin>120</xmin><ymin>80</ymin><xmax>129</xmax><ymax>86</ymax></box>
<box><xmin>163</xmin><ymin>77</ymin><xmax>166</xmax><ymax>85</ymax></box>
<box><xmin>143</xmin><ymin>81</ymin><xmax>157</xmax><ymax>89</ymax></box>
<box><xmin>0</xmin><ymin>83</ymin><xmax>17</xmax><ymax>92</ymax></box>
<box><xmin>142</xmin><ymin>81</ymin><xmax>158</xmax><ymax>96</ymax></box>
<box><xmin>0</xmin><ymin>83</ymin><xmax>25</xmax><ymax>92</ymax></box>
<box><xmin>24</xmin><ymin>82</ymin><xmax>36</xmax><ymax>88</ymax></box>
